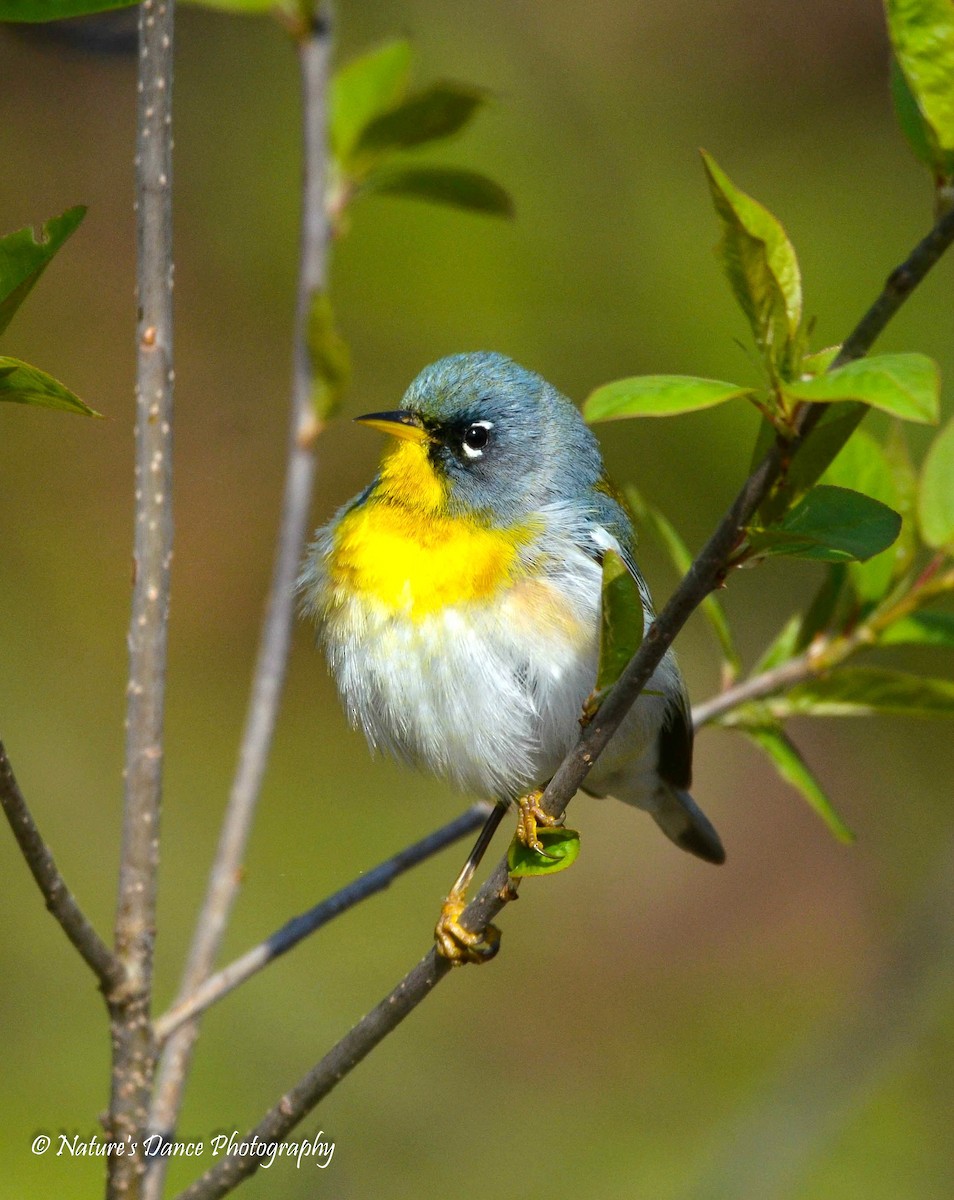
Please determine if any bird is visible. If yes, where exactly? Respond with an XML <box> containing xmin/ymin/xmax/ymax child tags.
<box><xmin>299</xmin><ymin>351</ymin><xmax>724</xmax><ymax>963</ymax></box>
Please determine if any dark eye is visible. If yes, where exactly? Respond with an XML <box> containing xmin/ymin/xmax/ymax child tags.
<box><xmin>463</xmin><ymin>423</ymin><xmax>490</xmax><ymax>451</ymax></box>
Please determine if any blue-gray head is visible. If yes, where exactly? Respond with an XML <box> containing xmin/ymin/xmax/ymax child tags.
<box><xmin>357</xmin><ymin>352</ymin><xmax>605</xmax><ymax>524</ymax></box>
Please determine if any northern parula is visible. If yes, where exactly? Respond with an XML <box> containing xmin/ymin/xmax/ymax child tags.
<box><xmin>299</xmin><ymin>352</ymin><xmax>724</xmax><ymax>961</ymax></box>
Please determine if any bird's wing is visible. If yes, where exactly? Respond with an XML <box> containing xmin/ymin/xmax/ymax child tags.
<box><xmin>586</xmin><ymin>515</ymin><xmax>695</xmax><ymax>792</ymax></box>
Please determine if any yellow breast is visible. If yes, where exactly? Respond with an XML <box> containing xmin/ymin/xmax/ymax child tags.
<box><xmin>329</xmin><ymin>499</ymin><xmax>535</xmax><ymax>619</ymax></box>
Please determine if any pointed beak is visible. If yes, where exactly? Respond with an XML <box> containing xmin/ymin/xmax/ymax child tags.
<box><xmin>354</xmin><ymin>410</ymin><xmax>428</xmax><ymax>443</ymax></box>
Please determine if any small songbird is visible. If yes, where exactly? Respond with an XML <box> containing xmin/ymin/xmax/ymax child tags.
<box><xmin>299</xmin><ymin>352</ymin><xmax>724</xmax><ymax>962</ymax></box>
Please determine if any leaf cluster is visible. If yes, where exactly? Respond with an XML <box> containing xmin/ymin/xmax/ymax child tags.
<box><xmin>309</xmin><ymin>41</ymin><xmax>513</xmax><ymax>422</ymax></box>
<box><xmin>580</xmin><ymin>2</ymin><xmax>954</xmax><ymax>841</ymax></box>
<box><xmin>887</xmin><ymin>0</ymin><xmax>954</xmax><ymax>209</ymax></box>
<box><xmin>328</xmin><ymin>39</ymin><xmax>513</xmax><ymax>229</ymax></box>
<box><xmin>0</xmin><ymin>208</ymin><xmax>97</xmax><ymax>417</ymax></box>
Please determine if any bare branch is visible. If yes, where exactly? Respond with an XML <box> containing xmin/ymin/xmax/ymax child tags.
<box><xmin>153</xmin><ymin>803</ymin><xmax>491</xmax><ymax>1042</ymax></box>
<box><xmin>146</xmin><ymin>6</ymin><xmax>333</xmax><ymax>1189</ymax></box>
<box><xmin>691</xmin><ymin>655</ymin><xmax>815</xmax><ymax>728</ymax></box>
<box><xmin>108</xmin><ymin>0</ymin><xmax>176</xmax><ymax>1193</ymax></box>
<box><xmin>169</xmin><ymin>197</ymin><xmax>954</xmax><ymax>1200</ymax></box>
<box><xmin>0</xmin><ymin>741</ymin><xmax>124</xmax><ymax>993</ymax></box>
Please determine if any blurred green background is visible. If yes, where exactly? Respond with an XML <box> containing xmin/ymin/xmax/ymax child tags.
<box><xmin>3</xmin><ymin>1</ymin><xmax>954</xmax><ymax>1197</ymax></box>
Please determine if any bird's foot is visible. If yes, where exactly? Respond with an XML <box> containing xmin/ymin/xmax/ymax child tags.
<box><xmin>434</xmin><ymin>893</ymin><xmax>501</xmax><ymax>966</ymax></box>
<box><xmin>515</xmin><ymin>788</ymin><xmax>563</xmax><ymax>858</ymax></box>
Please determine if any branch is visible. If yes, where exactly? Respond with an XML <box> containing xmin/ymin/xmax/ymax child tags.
<box><xmin>691</xmin><ymin>654</ymin><xmax>816</xmax><ymax>728</ymax></box>
<box><xmin>692</xmin><ymin>564</ymin><xmax>954</xmax><ymax>730</ymax></box>
<box><xmin>0</xmin><ymin>741</ymin><xmax>124</xmax><ymax>993</ymax></box>
<box><xmin>153</xmin><ymin>803</ymin><xmax>490</xmax><ymax>1042</ymax></box>
<box><xmin>108</xmin><ymin>0</ymin><xmax>176</xmax><ymax>1194</ymax></box>
<box><xmin>170</xmin><ymin>197</ymin><xmax>954</xmax><ymax>1200</ymax></box>
<box><xmin>146</xmin><ymin>5</ymin><xmax>333</xmax><ymax>1188</ymax></box>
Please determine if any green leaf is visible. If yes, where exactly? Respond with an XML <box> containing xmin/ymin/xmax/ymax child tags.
<box><xmin>330</xmin><ymin>40</ymin><xmax>412</xmax><ymax>165</ymax></box>
<box><xmin>306</xmin><ymin>292</ymin><xmax>350</xmax><ymax>423</ymax></box>
<box><xmin>783</xmin><ymin>353</ymin><xmax>940</xmax><ymax>424</ymax></box>
<box><xmin>0</xmin><ymin>357</ymin><xmax>99</xmax><ymax>416</ymax></box>
<box><xmin>878</xmin><ymin>610</ymin><xmax>954</xmax><ymax>647</ymax></box>
<box><xmin>886</xmin><ymin>0</ymin><xmax>954</xmax><ymax>159</ymax></box>
<box><xmin>362</xmin><ymin>166</ymin><xmax>514</xmax><ymax>217</ymax></box>
<box><xmin>625</xmin><ymin>485</ymin><xmax>741</xmax><ymax>674</ymax></box>
<box><xmin>354</xmin><ymin>82</ymin><xmax>489</xmax><ymax>160</ymax></box>
<box><xmin>748</xmin><ymin>485</ymin><xmax>902</xmax><ymax>563</ymax></box>
<box><xmin>583</xmin><ymin>375</ymin><xmax>753</xmax><ymax>422</ymax></box>
<box><xmin>918</xmin><ymin>416</ymin><xmax>954</xmax><ymax>549</ymax></box>
<box><xmin>799</xmin><ymin>345</ymin><xmax>842</xmax><ymax>378</ymax></box>
<box><xmin>754</xmin><ymin>565</ymin><xmax>849</xmax><ymax>673</ymax></box>
<box><xmin>767</xmin><ymin>667</ymin><xmax>954</xmax><ymax>719</ymax></box>
<box><xmin>796</xmin><ymin>563</ymin><xmax>851</xmax><ymax>647</ymax></box>
<box><xmin>594</xmin><ymin>549</ymin><xmax>644</xmax><ymax>698</ymax></box>
<box><xmin>760</xmin><ymin>403</ymin><xmax>868</xmax><ymax>526</ymax></box>
<box><xmin>507</xmin><ymin>827</ymin><xmax>581</xmax><ymax>877</ymax></box>
<box><xmin>0</xmin><ymin>206</ymin><xmax>85</xmax><ymax>337</ymax></box>
<box><xmin>821</xmin><ymin>429</ymin><xmax>914</xmax><ymax>602</ymax></box>
<box><xmin>700</xmin><ymin>150</ymin><xmax>802</xmax><ymax>374</ymax></box>
<box><xmin>890</xmin><ymin>56</ymin><xmax>954</xmax><ymax>174</ymax></box>
<box><xmin>882</xmin><ymin>420</ymin><xmax>919</xmax><ymax>566</ymax></box>
<box><xmin>743</xmin><ymin>724</ymin><xmax>854</xmax><ymax>843</ymax></box>
<box><xmin>0</xmin><ymin>0</ymin><xmax>133</xmax><ymax>18</ymax></box>
<box><xmin>753</xmin><ymin>613</ymin><xmax>803</xmax><ymax>674</ymax></box>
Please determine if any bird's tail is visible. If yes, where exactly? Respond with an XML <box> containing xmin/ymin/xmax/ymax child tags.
<box><xmin>652</xmin><ymin>787</ymin><xmax>726</xmax><ymax>865</ymax></box>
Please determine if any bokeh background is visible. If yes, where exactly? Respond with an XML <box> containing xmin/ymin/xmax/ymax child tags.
<box><xmin>3</xmin><ymin>1</ymin><xmax>954</xmax><ymax>1197</ymax></box>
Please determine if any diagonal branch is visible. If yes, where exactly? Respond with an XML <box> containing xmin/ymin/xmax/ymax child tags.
<box><xmin>146</xmin><ymin>6</ymin><xmax>333</xmax><ymax>1190</ymax></box>
<box><xmin>0</xmin><ymin>741</ymin><xmax>124</xmax><ymax>993</ymax></box>
<box><xmin>153</xmin><ymin>802</ymin><xmax>490</xmax><ymax>1042</ymax></box>
<box><xmin>170</xmin><ymin>196</ymin><xmax>954</xmax><ymax>1200</ymax></box>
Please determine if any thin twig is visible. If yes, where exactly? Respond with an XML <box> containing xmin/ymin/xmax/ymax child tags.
<box><xmin>153</xmin><ymin>803</ymin><xmax>490</xmax><ymax>1043</ymax></box>
<box><xmin>0</xmin><ymin>741</ymin><xmax>124</xmax><ymax>993</ymax></box>
<box><xmin>170</xmin><ymin>198</ymin><xmax>954</xmax><ymax>1200</ymax></box>
<box><xmin>146</xmin><ymin>7</ymin><xmax>333</xmax><ymax>1190</ymax></box>
<box><xmin>691</xmin><ymin>655</ymin><xmax>815</xmax><ymax>727</ymax></box>
<box><xmin>108</xmin><ymin>0</ymin><xmax>176</xmax><ymax>1195</ymax></box>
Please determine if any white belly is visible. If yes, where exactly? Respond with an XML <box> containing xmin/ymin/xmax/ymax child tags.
<box><xmin>320</xmin><ymin>543</ymin><xmax>673</xmax><ymax>803</ymax></box>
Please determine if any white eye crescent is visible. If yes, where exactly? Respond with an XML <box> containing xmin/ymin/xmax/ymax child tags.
<box><xmin>462</xmin><ymin>420</ymin><xmax>493</xmax><ymax>458</ymax></box>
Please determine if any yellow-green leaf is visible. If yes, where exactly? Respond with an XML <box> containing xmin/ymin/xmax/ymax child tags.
<box><xmin>918</xmin><ymin>416</ymin><xmax>954</xmax><ymax>549</ymax></box>
<box><xmin>625</xmin><ymin>485</ymin><xmax>741</xmax><ymax>674</ymax></box>
<box><xmin>767</xmin><ymin>667</ymin><xmax>954</xmax><ymax>719</ymax></box>
<box><xmin>306</xmin><ymin>292</ymin><xmax>350</xmax><ymax>423</ymax></box>
<box><xmin>507</xmin><ymin>828</ymin><xmax>580</xmax><ymax>877</ymax></box>
<box><xmin>583</xmin><ymin>375</ymin><xmax>753</xmax><ymax>422</ymax></box>
<box><xmin>0</xmin><ymin>356</ymin><xmax>99</xmax><ymax>416</ymax></box>
<box><xmin>784</xmin><ymin>352</ymin><xmax>940</xmax><ymax>424</ymax></box>
<box><xmin>886</xmin><ymin>0</ymin><xmax>954</xmax><ymax>159</ymax></box>
<box><xmin>701</xmin><ymin>150</ymin><xmax>802</xmax><ymax>374</ymax></box>
<box><xmin>354</xmin><ymin>82</ymin><xmax>488</xmax><ymax>160</ymax></box>
<box><xmin>743</xmin><ymin>723</ymin><xmax>854</xmax><ymax>842</ymax></box>
<box><xmin>0</xmin><ymin>0</ymin><xmax>133</xmax><ymax>18</ymax></box>
<box><xmin>363</xmin><ymin>166</ymin><xmax>513</xmax><ymax>217</ymax></box>
<box><xmin>331</xmin><ymin>40</ymin><xmax>412</xmax><ymax>164</ymax></box>
<box><xmin>821</xmin><ymin>429</ymin><xmax>915</xmax><ymax>602</ymax></box>
<box><xmin>0</xmin><ymin>206</ymin><xmax>86</xmax><ymax>337</ymax></box>
<box><xmin>594</xmin><ymin>549</ymin><xmax>644</xmax><ymax>700</ymax></box>
<box><xmin>879</xmin><ymin>610</ymin><xmax>954</xmax><ymax>647</ymax></box>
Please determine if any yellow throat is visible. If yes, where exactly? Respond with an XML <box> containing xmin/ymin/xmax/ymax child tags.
<box><xmin>329</xmin><ymin>437</ymin><xmax>533</xmax><ymax>619</ymax></box>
